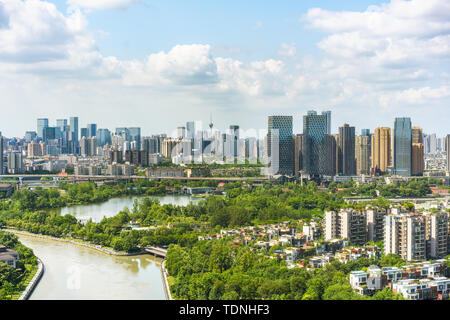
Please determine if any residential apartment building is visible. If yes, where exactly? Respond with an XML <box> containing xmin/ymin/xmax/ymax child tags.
<box><xmin>384</xmin><ymin>214</ymin><xmax>426</xmax><ymax>261</ymax></box>
<box><xmin>366</xmin><ymin>208</ymin><xmax>387</xmax><ymax>242</ymax></box>
<box><xmin>325</xmin><ymin>210</ymin><xmax>367</xmax><ymax>245</ymax></box>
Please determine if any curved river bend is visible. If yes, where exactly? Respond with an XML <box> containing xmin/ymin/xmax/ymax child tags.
<box><xmin>17</xmin><ymin>195</ymin><xmax>201</xmax><ymax>300</ymax></box>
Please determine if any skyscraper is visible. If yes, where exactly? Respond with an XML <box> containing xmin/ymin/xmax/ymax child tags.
<box><xmin>97</xmin><ymin>129</ymin><xmax>111</xmax><ymax>147</ymax></box>
<box><xmin>229</xmin><ymin>125</ymin><xmax>239</xmax><ymax>162</ymax></box>
<box><xmin>87</xmin><ymin>123</ymin><xmax>97</xmax><ymax>138</ymax></box>
<box><xmin>446</xmin><ymin>135</ymin><xmax>450</xmax><ymax>174</ymax></box>
<box><xmin>293</xmin><ymin>134</ymin><xmax>303</xmax><ymax>177</ymax></box>
<box><xmin>303</xmin><ymin>111</ymin><xmax>329</xmax><ymax>176</ymax></box>
<box><xmin>37</xmin><ymin>118</ymin><xmax>49</xmax><ymax>139</ymax></box>
<box><xmin>267</xmin><ymin>116</ymin><xmax>294</xmax><ymax>176</ymax></box>
<box><xmin>56</xmin><ymin>119</ymin><xmax>67</xmax><ymax>131</ymax></box>
<box><xmin>0</xmin><ymin>135</ymin><xmax>3</xmax><ymax>175</ymax></box>
<box><xmin>361</xmin><ymin>129</ymin><xmax>371</xmax><ymax>137</ymax></box>
<box><xmin>411</xmin><ymin>126</ymin><xmax>424</xmax><ymax>176</ymax></box>
<box><xmin>69</xmin><ymin>117</ymin><xmax>79</xmax><ymax>154</ymax></box>
<box><xmin>393</xmin><ymin>117</ymin><xmax>412</xmax><ymax>176</ymax></box>
<box><xmin>80</xmin><ymin>128</ymin><xmax>88</xmax><ymax>138</ymax></box>
<box><xmin>338</xmin><ymin>124</ymin><xmax>356</xmax><ymax>175</ymax></box>
<box><xmin>371</xmin><ymin>127</ymin><xmax>391</xmax><ymax>175</ymax></box>
<box><xmin>355</xmin><ymin>135</ymin><xmax>370</xmax><ymax>175</ymax></box>
<box><xmin>412</xmin><ymin>126</ymin><xmax>423</xmax><ymax>144</ymax></box>
<box><xmin>322</xmin><ymin>111</ymin><xmax>332</xmax><ymax>134</ymax></box>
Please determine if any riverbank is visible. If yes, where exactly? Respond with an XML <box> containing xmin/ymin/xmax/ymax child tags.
<box><xmin>18</xmin><ymin>257</ymin><xmax>44</xmax><ymax>300</ymax></box>
<box><xmin>160</xmin><ymin>260</ymin><xmax>173</xmax><ymax>300</ymax></box>
<box><xmin>4</xmin><ymin>228</ymin><xmax>145</xmax><ymax>256</ymax></box>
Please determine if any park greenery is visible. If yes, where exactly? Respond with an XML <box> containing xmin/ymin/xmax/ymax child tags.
<box><xmin>0</xmin><ymin>177</ymin><xmax>441</xmax><ymax>299</ymax></box>
<box><xmin>0</xmin><ymin>231</ymin><xmax>38</xmax><ymax>300</ymax></box>
<box><xmin>166</xmin><ymin>241</ymin><xmax>405</xmax><ymax>300</ymax></box>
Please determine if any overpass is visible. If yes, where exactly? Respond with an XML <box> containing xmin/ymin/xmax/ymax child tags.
<box><xmin>0</xmin><ymin>174</ymin><xmax>269</xmax><ymax>182</ymax></box>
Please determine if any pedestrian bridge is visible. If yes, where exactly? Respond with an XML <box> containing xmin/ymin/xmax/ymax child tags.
<box><xmin>144</xmin><ymin>246</ymin><xmax>167</xmax><ymax>258</ymax></box>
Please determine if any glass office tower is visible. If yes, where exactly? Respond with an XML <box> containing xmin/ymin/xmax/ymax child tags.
<box><xmin>303</xmin><ymin>111</ymin><xmax>328</xmax><ymax>175</ymax></box>
<box><xmin>393</xmin><ymin>117</ymin><xmax>412</xmax><ymax>176</ymax></box>
<box><xmin>267</xmin><ymin>116</ymin><xmax>294</xmax><ymax>176</ymax></box>
<box><xmin>37</xmin><ymin>118</ymin><xmax>49</xmax><ymax>140</ymax></box>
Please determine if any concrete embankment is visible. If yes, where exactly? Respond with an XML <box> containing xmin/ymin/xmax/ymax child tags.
<box><xmin>160</xmin><ymin>260</ymin><xmax>174</xmax><ymax>300</ymax></box>
<box><xmin>19</xmin><ymin>257</ymin><xmax>44</xmax><ymax>300</ymax></box>
<box><xmin>4</xmin><ymin>228</ymin><xmax>144</xmax><ymax>256</ymax></box>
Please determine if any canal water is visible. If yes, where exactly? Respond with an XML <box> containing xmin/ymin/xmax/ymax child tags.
<box><xmin>16</xmin><ymin>195</ymin><xmax>200</xmax><ymax>300</ymax></box>
<box><xmin>49</xmin><ymin>194</ymin><xmax>201</xmax><ymax>222</ymax></box>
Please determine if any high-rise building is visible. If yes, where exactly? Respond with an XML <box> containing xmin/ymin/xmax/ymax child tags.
<box><xmin>176</xmin><ymin>127</ymin><xmax>186</xmax><ymax>139</ymax></box>
<box><xmin>322</xmin><ymin>110</ymin><xmax>332</xmax><ymax>134</ymax></box>
<box><xmin>186</xmin><ymin>121</ymin><xmax>196</xmax><ymax>140</ymax></box>
<box><xmin>162</xmin><ymin>139</ymin><xmax>181</xmax><ymax>158</ymax></box>
<box><xmin>446</xmin><ymin>135</ymin><xmax>450</xmax><ymax>174</ymax></box>
<box><xmin>229</xmin><ymin>125</ymin><xmax>239</xmax><ymax>162</ymax></box>
<box><xmin>142</xmin><ymin>136</ymin><xmax>159</xmax><ymax>154</ymax></box>
<box><xmin>80</xmin><ymin>128</ymin><xmax>88</xmax><ymax>138</ymax></box>
<box><xmin>128</xmin><ymin>127</ymin><xmax>141</xmax><ymax>148</ymax></box>
<box><xmin>355</xmin><ymin>135</ymin><xmax>371</xmax><ymax>175</ymax></box>
<box><xmin>24</xmin><ymin>131</ymin><xmax>37</xmax><ymax>143</ymax></box>
<box><xmin>385</xmin><ymin>214</ymin><xmax>426</xmax><ymax>261</ymax></box>
<box><xmin>371</xmin><ymin>127</ymin><xmax>391</xmax><ymax>175</ymax></box>
<box><xmin>37</xmin><ymin>118</ymin><xmax>49</xmax><ymax>139</ymax></box>
<box><xmin>424</xmin><ymin>212</ymin><xmax>448</xmax><ymax>259</ymax></box>
<box><xmin>97</xmin><ymin>129</ymin><xmax>111</xmax><ymax>147</ymax></box>
<box><xmin>56</xmin><ymin>119</ymin><xmax>67</xmax><ymax>131</ymax></box>
<box><xmin>87</xmin><ymin>123</ymin><xmax>97</xmax><ymax>138</ymax></box>
<box><xmin>0</xmin><ymin>135</ymin><xmax>3</xmax><ymax>175</ymax></box>
<box><xmin>412</xmin><ymin>127</ymin><xmax>423</xmax><ymax>144</ymax></box>
<box><xmin>267</xmin><ymin>116</ymin><xmax>294</xmax><ymax>176</ymax></box>
<box><xmin>338</xmin><ymin>124</ymin><xmax>356</xmax><ymax>175</ymax></box>
<box><xmin>361</xmin><ymin>129</ymin><xmax>371</xmax><ymax>137</ymax></box>
<box><xmin>27</xmin><ymin>141</ymin><xmax>43</xmax><ymax>157</ymax></box>
<box><xmin>69</xmin><ymin>117</ymin><xmax>79</xmax><ymax>154</ymax></box>
<box><xmin>393</xmin><ymin>117</ymin><xmax>412</xmax><ymax>176</ymax></box>
<box><xmin>424</xmin><ymin>133</ymin><xmax>437</xmax><ymax>154</ymax></box>
<box><xmin>324</xmin><ymin>134</ymin><xmax>338</xmax><ymax>176</ymax></box>
<box><xmin>80</xmin><ymin>137</ymin><xmax>97</xmax><ymax>157</ymax></box>
<box><xmin>366</xmin><ymin>209</ymin><xmax>387</xmax><ymax>242</ymax></box>
<box><xmin>293</xmin><ymin>134</ymin><xmax>303</xmax><ymax>177</ymax></box>
<box><xmin>412</xmin><ymin>143</ymin><xmax>424</xmax><ymax>176</ymax></box>
<box><xmin>325</xmin><ymin>209</ymin><xmax>367</xmax><ymax>245</ymax></box>
<box><xmin>302</xmin><ymin>111</ymin><xmax>329</xmax><ymax>176</ymax></box>
<box><xmin>7</xmin><ymin>151</ymin><xmax>24</xmax><ymax>174</ymax></box>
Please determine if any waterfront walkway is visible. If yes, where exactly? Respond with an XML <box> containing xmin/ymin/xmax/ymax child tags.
<box><xmin>19</xmin><ymin>258</ymin><xmax>44</xmax><ymax>300</ymax></box>
<box><xmin>4</xmin><ymin>229</ymin><xmax>144</xmax><ymax>256</ymax></box>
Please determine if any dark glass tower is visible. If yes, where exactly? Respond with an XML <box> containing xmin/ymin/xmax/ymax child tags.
<box><xmin>87</xmin><ymin>123</ymin><xmax>97</xmax><ymax>137</ymax></box>
<box><xmin>69</xmin><ymin>117</ymin><xmax>79</xmax><ymax>154</ymax></box>
<box><xmin>267</xmin><ymin>116</ymin><xmax>294</xmax><ymax>176</ymax></box>
<box><xmin>303</xmin><ymin>111</ymin><xmax>328</xmax><ymax>175</ymax></box>
<box><xmin>338</xmin><ymin>124</ymin><xmax>356</xmax><ymax>175</ymax></box>
<box><xmin>393</xmin><ymin>117</ymin><xmax>412</xmax><ymax>176</ymax></box>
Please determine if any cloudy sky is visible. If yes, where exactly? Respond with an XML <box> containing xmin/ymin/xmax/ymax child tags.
<box><xmin>0</xmin><ymin>0</ymin><xmax>449</xmax><ymax>138</ymax></box>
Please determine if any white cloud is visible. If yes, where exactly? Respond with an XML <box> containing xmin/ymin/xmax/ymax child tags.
<box><xmin>122</xmin><ymin>44</ymin><xmax>218</xmax><ymax>86</ymax></box>
<box><xmin>0</xmin><ymin>0</ymin><xmax>449</xmax><ymax>137</ymax></box>
<box><xmin>67</xmin><ymin>0</ymin><xmax>140</xmax><ymax>10</ymax></box>
<box><xmin>278</xmin><ymin>43</ymin><xmax>297</xmax><ymax>57</ymax></box>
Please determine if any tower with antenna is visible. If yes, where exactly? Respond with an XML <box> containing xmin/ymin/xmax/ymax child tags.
<box><xmin>209</xmin><ymin>113</ymin><xmax>214</xmax><ymax>136</ymax></box>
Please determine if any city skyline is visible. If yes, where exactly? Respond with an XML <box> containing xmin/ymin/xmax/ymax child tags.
<box><xmin>0</xmin><ymin>0</ymin><xmax>449</xmax><ymax>137</ymax></box>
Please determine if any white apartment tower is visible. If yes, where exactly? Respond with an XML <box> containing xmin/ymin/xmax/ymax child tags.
<box><xmin>385</xmin><ymin>214</ymin><xmax>426</xmax><ymax>261</ymax></box>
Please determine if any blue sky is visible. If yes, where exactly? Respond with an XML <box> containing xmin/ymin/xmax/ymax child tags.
<box><xmin>0</xmin><ymin>0</ymin><xmax>449</xmax><ymax>137</ymax></box>
<box><xmin>75</xmin><ymin>0</ymin><xmax>386</xmax><ymax>61</ymax></box>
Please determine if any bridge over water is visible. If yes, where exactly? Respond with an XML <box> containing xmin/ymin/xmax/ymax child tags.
<box><xmin>144</xmin><ymin>246</ymin><xmax>167</xmax><ymax>258</ymax></box>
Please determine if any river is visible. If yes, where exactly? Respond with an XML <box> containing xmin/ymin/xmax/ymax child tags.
<box><xmin>15</xmin><ymin>194</ymin><xmax>201</xmax><ymax>300</ymax></box>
